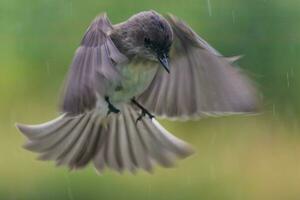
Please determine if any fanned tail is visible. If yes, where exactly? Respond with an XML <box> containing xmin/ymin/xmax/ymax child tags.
<box><xmin>16</xmin><ymin>104</ymin><xmax>194</xmax><ymax>173</ymax></box>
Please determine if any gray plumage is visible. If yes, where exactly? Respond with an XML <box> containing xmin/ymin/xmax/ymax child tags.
<box><xmin>16</xmin><ymin>10</ymin><xmax>260</xmax><ymax>174</ymax></box>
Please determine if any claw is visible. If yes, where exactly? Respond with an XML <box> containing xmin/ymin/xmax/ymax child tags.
<box><xmin>136</xmin><ymin>110</ymin><xmax>154</xmax><ymax>124</ymax></box>
<box><xmin>132</xmin><ymin>98</ymin><xmax>155</xmax><ymax>124</ymax></box>
<box><xmin>135</xmin><ymin>111</ymin><xmax>146</xmax><ymax>124</ymax></box>
<box><xmin>105</xmin><ymin>96</ymin><xmax>120</xmax><ymax>117</ymax></box>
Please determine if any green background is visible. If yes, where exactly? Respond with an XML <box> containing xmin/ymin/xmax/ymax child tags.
<box><xmin>1</xmin><ymin>0</ymin><xmax>300</xmax><ymax>199</ymax></box>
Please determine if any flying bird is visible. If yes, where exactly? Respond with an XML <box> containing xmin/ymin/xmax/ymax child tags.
<box><xmin>16</xmin><ymin>10</ymin><xmax>259</xmax><ymax>173</ymax></box>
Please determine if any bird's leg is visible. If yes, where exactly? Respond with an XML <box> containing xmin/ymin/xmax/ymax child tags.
<box><xmin>105</xmin><ymin>96</ymin><xmax>120</xmax><ymax>116</ymax></box>
<box><xmin>131</xmin><ymin>97</ymin><xmax>155</xmax><ymax>123</ymax></box>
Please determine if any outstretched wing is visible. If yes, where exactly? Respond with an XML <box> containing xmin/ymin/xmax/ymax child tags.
<box><xmin>61</xmin><ymin>13</ymin><xmax>127</xmax><ymax>115</ymax></box>
<box><xmin>137</xmin><ymin>14</ymin><xmax>260</xmax><ymax>120</ymax></box>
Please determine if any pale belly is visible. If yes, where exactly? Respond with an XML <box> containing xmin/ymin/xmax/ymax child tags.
<box><xmin>108</xmin><ymin>63</ymin><xmax>158</xmax><ymax>107</ymax></box>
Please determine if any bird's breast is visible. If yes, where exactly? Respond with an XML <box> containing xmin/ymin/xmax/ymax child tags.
<box><xmin>109</xmin><ymin>61</ymin><xmax>158</xmax><ymax>105</ymax></box>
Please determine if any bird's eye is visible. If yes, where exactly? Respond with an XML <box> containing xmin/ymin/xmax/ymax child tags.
<box><xmin>144</xmin><ymin>37</ymin><xmax>151</xmax><ymax>48</ymax></box>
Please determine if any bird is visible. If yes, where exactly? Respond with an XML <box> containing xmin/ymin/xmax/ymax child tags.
<box><xmin>16</xmin><ymin>10</ymin><xmax>259</xmax><ymax>174</ymax></box>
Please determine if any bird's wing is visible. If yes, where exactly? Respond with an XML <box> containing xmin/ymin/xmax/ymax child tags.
<box><xmin>137</xmin><ymin>14</ymin><xmax>260</xmax><ymax>120</ymax></box>
<box><xmin>61</xmin><ymin>13</ymin><xmax>128</xmax><ymax>115</ymax></box>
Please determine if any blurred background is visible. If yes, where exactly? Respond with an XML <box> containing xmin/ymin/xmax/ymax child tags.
<box><xmin>1</xmin><ymin>0</ymin><xmax>300</xmax><ymax>199</ymax></box>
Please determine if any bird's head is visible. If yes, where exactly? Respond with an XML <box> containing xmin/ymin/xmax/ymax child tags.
<box><xmin>112</xmin><ymin>10</ymin><xmax>173</xmax><ymax>73</ymax></box>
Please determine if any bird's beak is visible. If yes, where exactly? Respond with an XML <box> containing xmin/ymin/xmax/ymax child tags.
<box><xmin>158</xmin><ymin>54</ymin><xmax>170</xmax><ymax>73</ymax></box>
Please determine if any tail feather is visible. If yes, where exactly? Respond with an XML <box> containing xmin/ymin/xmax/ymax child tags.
<box><xmin>139</xmin><ymin>120</ymin><xmax>175</xmax><ymax>167</ymax></box>
<box><xmin>151</xmin><ymin>119</ymin><xmax>193</xmax><ymax>158</ymax></box>
<box><xmin>17</xmin><ymin>114</ymin><xmax>70</xmax><ymax>140</ymax></box>
<box><xmin>55</xmin><ymin>114</ymin><xmax>92</xmax><ymax>166</ymax></box>
<box><xmin>16</xmin><ymin>104</ymin><xmax>194</xmax><ymax>173</ymax></box>
<box><xmin>22</xmin><ymin>117</ymin><xmax>82</xmax><ymax>152</ymax></box>
<box><xmin>29</xmin><ymin>115</ymin><xmax>86</xmax><ymax>161</ymax></box>
<box><xmin>67</xmin><ymin>113</ymin><xmax>97</xmax><ymax>167</ymax></box>
<box><xmin>127</xmin><ymin>108</ymin><xmax>152</xmax><ymax>171</ymax></box>
<box><xmin>75</xmin><ymin>116</ymin><xmax>103</xmax><ymax>168</ymax></box>
<box><xmin>104</xmin><ymin>115</ymin><xmax>121</xmax><ymax>171</ymax></box>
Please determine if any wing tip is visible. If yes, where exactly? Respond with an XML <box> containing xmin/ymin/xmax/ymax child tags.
<box><xmin>15</xmin><ymin>123</ymin><xmax>32</xmax><ymax>138</ymax></box>
<box><xmin>165</xmin><ymin>13</ymin><xmax>177</xmax><ymax>21</ymax></box>
<box><xmin>226</xmin><ymin>55</ymin><xmax>244</xmax><ymax>63</ymax></box>
<box><xmin>179</xmin><ymin>144</ymin><xmax>196</xmax><ymax>158</ymax></box>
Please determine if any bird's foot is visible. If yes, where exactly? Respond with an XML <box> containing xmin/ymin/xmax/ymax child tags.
<box><xmin>136</xmin><ymin>108</ymin><xmax>154</xmax><ymax>123</ymax></box>
<box><xmin>131</xmin><ymin>98</ymin><xmax>155</xmax><ymax>123</ymax></box>
<box><xmin>105</xmin><ymin>96</ymin><xmax>120</xmax><ymax>116</ymax></box>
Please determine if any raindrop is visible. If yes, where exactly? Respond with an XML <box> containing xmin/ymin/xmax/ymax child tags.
<box><xmin>69</xmin><ymin>1</ymin><xmax>73</xmax><ymax>17</ymax></box>
<box><xmin>64</xmin><ymin>174</ymin><xmax>74</xmax><ymax>200</ymax></box>
<box><xmin>210</xmin><ymin>132</ymin><xmax>216</xmax><ymax>145</ymax></box>
<box><xmin>207</xmin><ymin>0</ymin><xmax>212</xmax><ymax>17</ymax></box>
<box><xmin>186</xmin><ymin>173</ymin><xmax>192</xmax><ymax>185</ymax></box>
<box><xmin>46</xmin><ymin>61</ymin><xmax>50</xmax><ymax>75</ymax></box>
<box><xmin>286</xmin><ymin>72</ymin><xmax>290</xmax><ymax>88</ymax></box>
<box><xmin>231</xmin><ymin>10</ymin><xmax>236</xmax><ymax>24</ymax></box>
<box><xmin>210</xmin><ymin>163</ymin><xmax>216</xmax><ymax>180</ymax></box>
<box><xmin>147</xmin><ymin>184</ymin><xmax>152</xmax><ymax>200</ymax></box>
<box><xmin>290</xmin><ymin>67</ymin><xmax>294</xmax><ymax>77</ymax></box>
<box><xmin>67</xmin><ymin>186</ymin><xmax>74</xmax><ymax>200</ymax></box>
